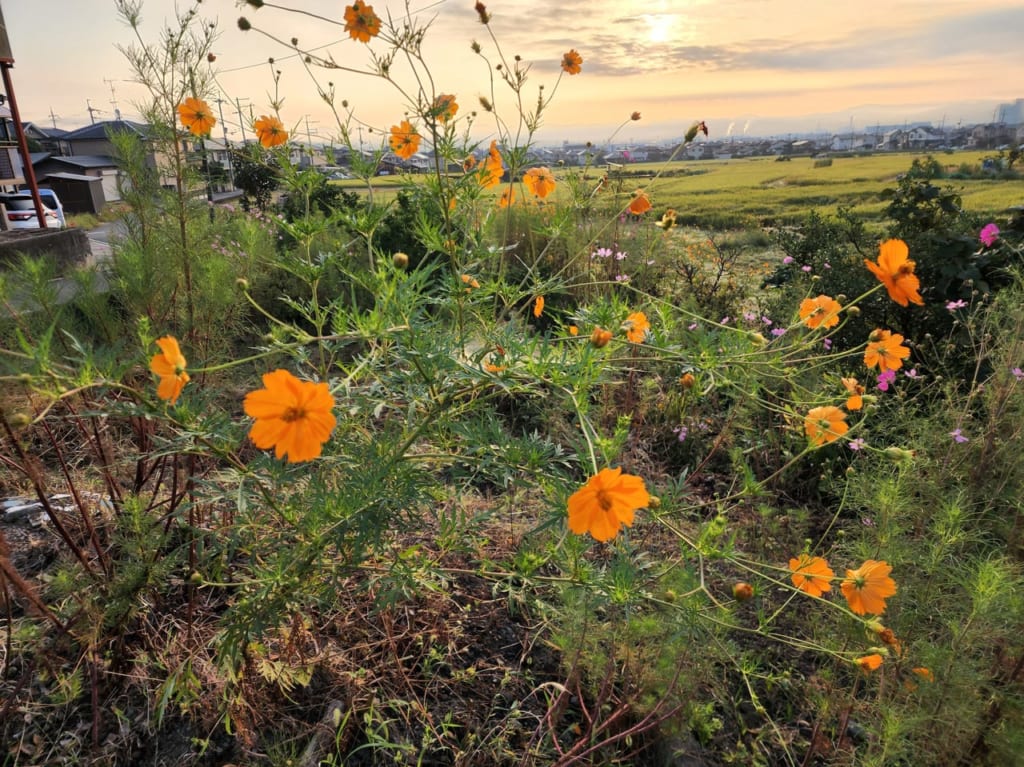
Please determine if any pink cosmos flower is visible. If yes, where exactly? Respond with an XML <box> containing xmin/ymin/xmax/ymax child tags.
<box><xmin>876</xmin><ymin>368</ymin><xmax>896</xmax><ymax>391</ymax></box>
<box><xmin>979</xmin><ymin>223</ymin><xmax>1000</xmax><ymax>247</ymax></box>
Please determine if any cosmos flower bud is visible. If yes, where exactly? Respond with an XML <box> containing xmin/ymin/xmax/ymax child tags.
<box><xmin>631</xmin><ymin>111</ymin><xmax>641</xmax><ymax>121</ymax></box>
<box><xmin>884</xmin><ymin>446</ymin><xmax>916</xmax><ymax>465</ymax></box>
<box><xmin>8</xmin><ymin>412</ymin><xmax>32</xmax><ymax>428</ymax></box>
<box><xmin>237</xmin><ymin>16</ymin><xmax>251</xmax><ymax>31</ymax></box>
<box><xmin>392</xmin><ymin>252</ymin><xmax>409</xmax><ymax>269</ymax></box>
<box><xmin>590</xmin><ymin>327</ymin><xmax>613</xmax><ymax>348</ymax></box>
<box><xmin>236</xmin><ymin>277</ymin><xmax>249</xmax><ymax>291</ymax></box>
<box><xmin>679</xmin><ymin>372</ymin><xmax>696</xmax><ymax>390</ymax></box>
<box><xmin>732</xmin><ymin>582</ymin><xmax>754</xmax><ymax>602</ymax></box>
<box><xmin>846</xmin><ymin>305</ymin><xmax>861</xmax><ymax>317</ymax></box>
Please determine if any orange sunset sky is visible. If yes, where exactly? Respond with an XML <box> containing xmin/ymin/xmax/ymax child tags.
<box><xmin>2</xmin><ymin>0</ymin><xmax>1022</xmax><ymax>144</ymax></box>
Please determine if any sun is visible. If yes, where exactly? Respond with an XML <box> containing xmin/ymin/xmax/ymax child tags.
<box><xmin>643</xmin><ymin>14</ymin><xmax>676</xmax><ymax>43</ymax></box>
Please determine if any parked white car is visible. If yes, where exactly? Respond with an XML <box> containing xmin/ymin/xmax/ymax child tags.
<box><xmin>0</xmin><ymin>189</ymin><xmax>66</xmax><ymax>229</ymax></box>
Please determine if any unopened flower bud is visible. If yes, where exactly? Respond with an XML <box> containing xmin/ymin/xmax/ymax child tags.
<box><xmin>732</xmin><ymin>582</ymin><xmax>754</xmax><ymax>601</ymax></box>
<box><xmin>868</xmin><ymin>328</ymin><xmax>885</xmax><ymax>342</ymax></box>
<box><xmin>748</xmin><ymin>331</ymin><xmax>768</xmax><ymax>346</ymax></box>
<box><xmin>648</xmin><ymin>495</ymin><xmax>661</xmax><ymax>509</ymax></box>
<box><xmin>392</xmin><ymin>252</ymin><xmax>409</xmax><ymax>269</ymax></box>
<box><xmin>237</xmin><ymin>16</ymin><xmax>251</xmax><ymax>31</ymax></box>
<box><xmin>679</xmin><ymin>372</ymin><xmax>696</xmax><ymax>390</ymax></box>
<box><xmin>884</xmin><ymin>446</ymin><xmax>916</xmax><ymax>464</ymax></box>
<box><xmin>8</xmin><ymin>412</ymin><xmax>31</xmax><ymax>428</ymax></box>
<box><xmin>631</xmin><ymin>111</ymin><xmax>641</xmax><ymax>121</ymax></box>
<box><xmin>236</xmin><ymin>277</ymin><xmax>249</xmax><ymax>291</ymax></box>
<box><xmin>846</xmin><ymin>305</ymin><xmax>861</xmax><ymax>317</ymax></box>
<box><xmin>590</xmin><ymin>327</ymin><xmax>613</xmax><ymax>348</ymax></box>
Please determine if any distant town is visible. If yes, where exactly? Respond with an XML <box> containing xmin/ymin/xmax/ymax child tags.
<box><xmin>4</xmin><ymin>97</ymin><xmax>1022</xmax><ymax>217</ymax></box>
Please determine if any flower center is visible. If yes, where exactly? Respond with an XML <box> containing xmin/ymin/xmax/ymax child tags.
<box><xmin>595</xmin><ymin>489</ymin><xmax>613</xmax><ymax>512</ymax></box>
<box><xmin>281</xmin><ymin>406</ymin><xmax>307</xmax><ymax>423</ymax></box>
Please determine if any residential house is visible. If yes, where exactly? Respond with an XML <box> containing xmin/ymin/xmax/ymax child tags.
<box><xmin>968</xmin><ymin>123</ymin><xmax>1015</xmax><ymax>150</ymax></box>
<box><xmin>905</xmin><ymin>126</ymin><xmax>945</xmax><ymax>150</ymax></box>
<box><xmin>20</xmin><ymin>122</ymin><xmax>69</xmax><ymax>155</ymax></box>
<box><xmin>62</xmin><ymin>119</ymin><xmax>149</xmax><ymax>158</ymax></box>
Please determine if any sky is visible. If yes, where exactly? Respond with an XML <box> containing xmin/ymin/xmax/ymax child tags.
<box><xmin>1</xmin><ymin>0</ymin><xmax>1022</xmax><ymax>146</ymax></box>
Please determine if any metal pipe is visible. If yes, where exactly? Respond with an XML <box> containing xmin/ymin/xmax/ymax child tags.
<box><xmin>0</xmin><ymin>61</ymin><xmax>48</xmax><ymax>229</ymax></box>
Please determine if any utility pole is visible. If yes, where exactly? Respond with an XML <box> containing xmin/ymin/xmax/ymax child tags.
<box><xmin>304</xmin><ymin>115</ymin><xmax>318</xmax><ymax>168</ymax></box>
<box><xmin>215</xmin><ymin>97</ymin><xmax>235</xmax><ymax>187</ymax></box>
<box><xmin>47</xmin><ymin>107</ymin><xmax>59</xmax><ymax>130</ymax></box>
<box><xmin>234</xmin><ymin>97</ymin><xmax>249</xmax><ymax>144</ymax></box>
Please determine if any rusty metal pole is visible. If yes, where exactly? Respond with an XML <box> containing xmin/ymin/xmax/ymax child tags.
<box><xmin>0</xmin><ymin>64</ymin><xmax>46</xmax><ymax>228</ymax></box>
<box><xmin>0</xmin><ymin>4</ymin><xmax>47</xmax><ymax>229</ymax></box>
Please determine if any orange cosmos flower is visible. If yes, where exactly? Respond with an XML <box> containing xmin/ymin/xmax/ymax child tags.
<box><xmin>498</xmin><ymin>186</ymin><xmax>515</xmax><ymax>208</ymax></box>
<box><xmin>864</xmin><ymin>329</ymin><xmax>911</xmax><ymax>372</ymax></box>
<box><xmin>912</xmin><ymin>667</ymin><xmax>934</xmax><ymax>683</ymax></box>
<box><xmin>842</xmin><ymin>377</ymin><xmax>864</xmax><ymax>411</ymax></box>
<box><xmin>799</xmin><ymin>294</ymin><xmax>842</xmax><ymax>329</ymax></box>
<box><xmin>804</xmin><ymin>406</ymin><xmax>849</xmax><ymax>446</ymax></box>
<box><xmin>389</xmin><ymin>119</ymin><xmax>420</xmax><ymax>160</ymax></box>
<box><xmin>480</xmin><ymin>140</ymin><xmax>503</xmax><ymax>188</ymax></box>
<box><xmin>460</xmin><ymin>274</ymin><xmax>480</xmax><ymax>290</ymax></box>
<box><xmin>343</xmin><ymin>1</ymin><xmax>381</xmax><ymax>42</ymax></box>
<box><xmin>243</xmin><ymin>369</ymin><xmax>337</xmax><ymax>463</ymax></box>
<box><xmin>149</xmin><ymin>336</ymin><xmax>190</xmax><ymax>404</ymax></box>
<box><xmin>533</xmin><ymin>296</ymin><xmax>544</xmax><ymax>318</ymax></box>
<box><xmin>864</xmin><ymin>238</ymin><xmax>923</xmax><ymax>307</ymax></box>
<box><xmin>623</xmin><ymin>311</ymin><xmax>650</xmax><ymax>343</ymax></box>
<box><xmin>432</xmin><ymin>93</ymin><xmax>458</xmax><ymax>123</ymax></box>
<box><xmin>567</xmin><ymin>467</ymin><xmax>650</xmax><ymax>542</ymax></box>
<box><xmin>177</xmin><ymin>97</ymin><xmax>216</xmax><ymax>136</ymax></box>
<box><xmin>568</xmin><ymin>325</ymin><xmax>579</xmax><ymax>336</ymax></box>
<box><xmin>841</xmin><ymin>559</ymin><xmax>897</xmax><ymax>615</ymax></box>
<box><xmin>789</xmin><ymin>554</ymin><xmax>834</xmax><ymax>597</ymax></box>
<box><xmin>628</xmin><ymin>190</ymin><xmax>652</xmax><ymax>215</ymax></box>
<box><xmin>561</xmin><ymin>49</ymin><xmax>583</xmax><ymax>75</ymax></box>
<box><xmin>856</xmin><ymin>654</ymin><xmax>884</xmax><ymax>672</ymax></box>
<box><xmin>523</xmin><ymin>167</ymin><xmax>556</xmax><ymax>199</ymax></box>
<box><xmin>254</xmin><ymin>115</ymin><xmax>288</xmax><ymax>148</ymax></box>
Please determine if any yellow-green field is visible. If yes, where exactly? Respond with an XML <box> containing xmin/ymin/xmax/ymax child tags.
<box><xmin>630</xmin><ymin>151</ymin><xmax>1023</xmax><ymax>227</ymax></box>
<box><xmin>334</xmin><ymin>150</ymin><xmax>1024</xmax><ymax>230</ymax></box>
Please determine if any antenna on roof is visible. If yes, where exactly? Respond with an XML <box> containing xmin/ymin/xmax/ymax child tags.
<box><xmin>103</xmin><ymin>78</ymin><xmax>121</xmax><ymax>121</ymax></box>
<box><xmin>86</xmin><ymin>99</ymin><xmax>104</xmax><ymax>125</ymax></box>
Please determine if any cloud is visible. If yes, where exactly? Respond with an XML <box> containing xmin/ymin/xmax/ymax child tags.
<box><xmin>486</xmin><ymin>4</ymin><xmax>1024</xmax><ymax>78</ymax></box>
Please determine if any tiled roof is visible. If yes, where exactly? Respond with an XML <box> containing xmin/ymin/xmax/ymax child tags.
<box><xmin>62</xmin><ymin>120</ymin><xmax>149</xmax><ymax>141</ymax></box>
<box><xmin>45</xmin><ymin>154</ymin><xmax>118</xmax><ymax>169</ymax></box>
